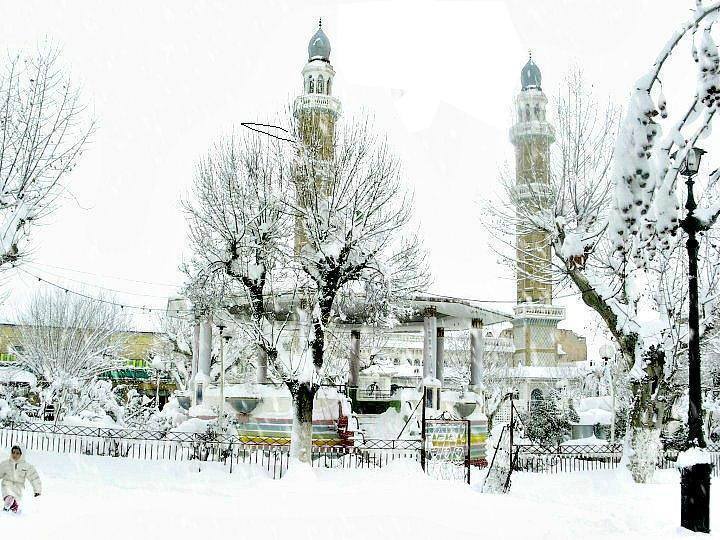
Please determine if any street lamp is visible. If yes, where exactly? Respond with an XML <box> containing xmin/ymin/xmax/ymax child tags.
<box><xmin>599</xmin><ymin>343</ymin><xmax>616</xmax><ymax>447</ymax></box>
<box><xmin>678</xmin><ymin>146</ymin><xmax>712</xmax><ymax>533</ymax></box>
<box><xmin>216</xmin><ymin>323</ymin><xmax>231</xmax><ymax>431</ymax></box>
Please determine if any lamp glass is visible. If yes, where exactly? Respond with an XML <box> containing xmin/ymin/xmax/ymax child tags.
<box><xmin>686</xmin><ymin>148</ymin><xmax>700</xmax><ymax>175</ymax></box>
<box><xmin>598</xmin><ymin>343</ymin><xmax>615</xmax><ymax>360</ymax></box>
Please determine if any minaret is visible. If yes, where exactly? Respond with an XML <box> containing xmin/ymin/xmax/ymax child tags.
<box><xmin>509</xmin><ymin>53</ymin><xmax>565</xmax><ymax>367</ymax></box>
<box><xmin>293</xmin><ymin>20</ymin><xmax>342</xmax><ymax>254</ymax></box>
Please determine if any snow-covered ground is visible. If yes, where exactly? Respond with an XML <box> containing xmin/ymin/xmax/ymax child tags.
<box><xmin>1</xmin><ymin>447</ymin><xmax>716</xmax><ymax>539</ymax></box>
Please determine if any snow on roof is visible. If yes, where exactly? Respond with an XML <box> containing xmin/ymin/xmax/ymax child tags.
<box><xmin>577</xmin><ymin>409</ymin><xmax>613</xmax><ymax>425</ymax></box>
<box><xmin>578</xmin><ymin>396</ymin><xmax>612</xmax><ymax>412</ymax></box>
<box><xmin>361</xmin><ymin>362</ymin><xmax>421</xmax><ymax>378</ymax></box>
<box><xmin>561</xmin><ymin>435</ymin><xmax>609</xmax><ymax>446</ymax></box>
<box><xmin>506</xmin><ymin>365</ymin><xmax>585</xmax><ymax>380</ymax></box>
<box><xmin>0</xmin><ymin>366</ymin><xmax>37</xmax><ymax>385</ymax></box>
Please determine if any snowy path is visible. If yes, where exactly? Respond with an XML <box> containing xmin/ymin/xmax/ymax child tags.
<box><xmin>0</xmin><ymin>448</ymin><xmax>716</xmax><ymax>539</ymax></box>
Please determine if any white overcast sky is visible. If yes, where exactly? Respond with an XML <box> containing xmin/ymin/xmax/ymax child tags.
<box><xmin>0</xmin><ymin>0</ymin><xmax>707</xmax><ymax>358</ymax></box>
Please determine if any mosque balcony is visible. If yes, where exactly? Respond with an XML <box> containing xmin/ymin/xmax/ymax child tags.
<box><xmin>513</xmin><ymin>303</ymin><xmax>565</xmax><ymax>321</ymax></box>
<box><xmin>509</xmin><ymin>121</ymin><xmax>555</xmax><ymax>145</ymax></box>
<box><xmin>294</xmin><ymin>94</ymin><xmax>342</xmax><ymax>117</ymax></box>
<box><xmin>514</xmin><ymin>182</ymin><xmax>553</xmax><ymax>202</ymax></box>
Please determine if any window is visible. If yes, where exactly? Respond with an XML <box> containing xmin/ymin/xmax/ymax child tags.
<box><xmin>317</xmin><ymin>75</ymin><xmax>324</xmax><ymax>94</ymax></box>
<box><xmin>326</xmin><ymin>78</ymin><xmax>331</xmax><ymax>94</ymax></box>
<box><xmin>309</xmin><ymin>77</ymin><xmax>314</xmax><ymax>93</ymax></box>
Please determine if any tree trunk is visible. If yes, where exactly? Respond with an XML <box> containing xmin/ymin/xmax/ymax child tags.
<box><xmin>568</xmin><ymin>268</ymin><xmax>667</xmax><ymax>483</ymax></box>
<box><xmin>625</xmin><ymin>346</ymin><xmax>666</xmax><ymax>482</ymax></box>
<box><xmin>289</xmin><ymin>381</ymin><xmax>316</xmax><ymax>465</ymax></box>
<box><xmin>627</xmin><ymin>379</ymin><xmax>661</xmax><ymax>482</ymax></box>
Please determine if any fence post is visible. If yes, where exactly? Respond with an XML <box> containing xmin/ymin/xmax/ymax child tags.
<box><xmin>509</xmin><ymin>401</ymin><xmax>514</xmax><ymax>470</ymax></box>
<box><xmin>420</xmin><ymin>390</ymin><xmax>426</xmax><ymax>473</ymax></box>
<box><xmin>465</xmin><ymin>419</ymin><xmax>471</xmax><ymax>485</ymax></box>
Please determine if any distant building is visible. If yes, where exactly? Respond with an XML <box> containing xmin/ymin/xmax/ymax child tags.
<box><xmin>0</xmin><ymin>322</ymin><xmax>171</xmax><ymax>401</ymax></box>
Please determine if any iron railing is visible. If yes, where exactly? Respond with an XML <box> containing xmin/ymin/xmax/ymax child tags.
<box><xmin>0</xmin><ymin>422</ymin><xmax>431</xmax><ymax>480</ymax></box>
<box><xmin>513</xmin><ymin>442</ymin><xmax>720</xmax><ymax>476</ymax></box>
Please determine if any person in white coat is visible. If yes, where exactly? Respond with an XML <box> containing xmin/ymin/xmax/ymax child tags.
<box><xmin>0</xmin><ymin>446</ymin><xmax>41</xmax><ymax>512</ymax></box>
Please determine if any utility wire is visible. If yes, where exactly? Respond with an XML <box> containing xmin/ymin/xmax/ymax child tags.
<box><xmin>17</xmin><ymin>268</ymin><xmax>189</xmax><ymax>314</ymax></box>
<box><xmin>25</xmin><ymin>263</ymin><xmax>174</xmax><ymax>300</ymax></box>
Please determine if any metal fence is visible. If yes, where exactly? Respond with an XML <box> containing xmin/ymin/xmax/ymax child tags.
<box><xmin>514</xmin><ymin>442</ymin><xmax>720</xmax><ymax>476</ymax></box>
<box><xmin>1</xmin><ymin>422</ymin><xmax>460</xmax><ymax>480</ymax></box>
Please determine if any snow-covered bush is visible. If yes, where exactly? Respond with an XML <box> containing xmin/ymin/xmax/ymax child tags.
<box><xmin>522</xmin><ymin>392</ymin><xmax>573</xmax><ymax>447</ymax></box>
<box><xmin>59</xmin><ymin>379</ymin><xmax>124</xmax><ymax>427</ymax></box>
<box><xmin>0</xmin><ymin>384</ymin><xmax>37</xmax><ymax>426</ymax></box>
<box><xmin>145</xmin><ymin>397</ymin><xmax>188</xmax><ymax>433</ymax></box>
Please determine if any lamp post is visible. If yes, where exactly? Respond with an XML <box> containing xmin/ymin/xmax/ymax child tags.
<box><xmin>599</xmin><ymin>343</ymin><xmax>616</xmax><ymax>447</ymax></box>
<box><xmin>216</xmin><ymin>324</ymin><xmax>227</xmax><ymax>431</ymax></box>
<box><xmin>678</xmin><ymin>146</ymin><xmax>712</xmax><ymax>533</ymax></box>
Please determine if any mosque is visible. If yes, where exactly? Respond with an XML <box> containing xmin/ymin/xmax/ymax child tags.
<box><xmin>290</xmin><ymin>22</ymin><xmax>587</xmax><ymax>399</ymax></box>
<box><xmin>174</xmin><ymin>21</ymin><xmax>588</xmax><ymax>443</ymax></box>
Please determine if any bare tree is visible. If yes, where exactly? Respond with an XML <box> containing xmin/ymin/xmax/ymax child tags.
<box><xmin>15</xmin><ymin>290</ymin><xmax>128</xmax><ymax>419</ymax></box>
<box><xmin>0</xmin><ymin>45</ymin><xmax>93</xmax><ymax>271</ymax></box>
<box><xmin>183</xmin><ymin>112</ymin><xmax>428</xmax><ymax>464</ymax></box>
<box><xmin>182</xmin><ymin>131</ymin><xmax>293</xmax><ymax>380</ymax></box>
<box><xmin>283</xmin><ymin>114</ymin><xmax>429</xmax><ymax>462</ymax></box>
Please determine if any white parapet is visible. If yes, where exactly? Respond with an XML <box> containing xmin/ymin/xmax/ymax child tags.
<box><xmin>513</xmin><ymin>303</ymin><xmax>565</xmax><ymax>321</ymax></box>
<box><xmin>509</xmin><ymin>120</ymin><xmax>555</xmax><ymax>143</ymax></box>
<box><xmin>294</xmin><ymin>94</ymin><xmax>342</xmax><ymax>117</ymax></box>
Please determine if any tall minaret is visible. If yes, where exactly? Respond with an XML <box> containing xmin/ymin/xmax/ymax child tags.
<box><xmin>293</xmin><ymin>20</ymin><xmax>342</xmax><ymax>253</ymax></box>
<box><xmin>509</xmin><ymin>54</ymin><xmax>565</xmax><ymax>367</ymax></box>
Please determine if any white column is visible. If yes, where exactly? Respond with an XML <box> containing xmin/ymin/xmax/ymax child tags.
<box><xmin>194</xmin><ymin>315</ymin><xmax>212</xmax><ymax>406</ymax></box>
<box><xmin>436</xmin><ymin>327</ymin><xmax>445</xmax><ymax>408</ymax></box>
<box><xmin>198</xmin><ymin>317</ymin><xmax>212</xmax><ymax>377</ymax></box>
<box><xmin>423</xmin><ymin>307</ymin><xmax>437</xmax><ymax>408</ymax></box>
<box><xmin>470</xmin><ymin>318</ymin><xmax>484</xmax><ymax>388</ymax></box>
<box><xmin>423</xmin><ymin>307</ymin><xmax>437</xmax><ymax>380</ymax></box>
<box><xmin>256</xmin><ymin>347</ymin><xmax>268</xmax><ymax>384</ymax></box>
<box><xmin>191</xmin><ymin>322</ymin><xmax>200</xmax><ymax>380</ymax></box>
<box><xmin>348</xmin><ymin>329</ymin><xmax>361</xmax><ymax>388</ymax></box>
<box><xmin>436</xmin><ymin>327</ymin><xmax>445</xmax><ymax>385</ymax></box>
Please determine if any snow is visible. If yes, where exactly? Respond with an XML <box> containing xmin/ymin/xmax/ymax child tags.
<box><xmin>561</xmin><ymin>435</ymin><xmax>609</xmax><ymax>446</ymax></box>
<box><xmin>696</xmin><ymin>201</ymin><xmax>720</xmax><ymax>228</ymax></box>
<box><xmin>170</xmin><ymin>417</ymin><xmax>211</xmax><ymax>434</ymax></box>
<box><xmin>1</xmin><ymin>448</ymin><xmax>716</xmax><ymax>539</ymax></box>
<box><xmin>188</xmin><ymin>402</ymin><xmax>216</xmax><ymax>418</ymax></box>
<box><xmin>576</xmin><ymin>397</ymin><xmax>614</xmax><ymax>425</ymax></box>
<box><xmin>676</xmin><ymin>447</ymin><xmax>714</xmax><ymax>468</ymax></box>
<box><xmin>63</xmin><ymin>413</ymin><xmax>120</xmax><ymax>429</ymax></box>
<box><xmin>0</xmin><ymin>367</ymin><xmax>37</xmax><ymax>386</ymax></box>
<box><xmin>577</xmin><ymin>409</ymin><xmax>613</xmax><ymax>425</ymax></box>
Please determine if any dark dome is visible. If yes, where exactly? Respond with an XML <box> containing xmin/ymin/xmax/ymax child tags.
<box><xmin>521</xmin><ymin>57</ymin><xmax>542</xmax><ymax>90</ymax></box>
<box><xmin>308</xmin><ymin>24</ymin><xmax>331</xmax><ymax>62</ymax></box>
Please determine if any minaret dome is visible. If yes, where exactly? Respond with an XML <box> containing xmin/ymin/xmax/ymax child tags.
<box><xmin>521</xmin><ymin>53</ymin><xmax>542</xmax><ymax>91</ymax></box>
<box><xmin>308</xmin><ymin>20</ymin><xmax>331</xmax><ymax>62</ymax></box>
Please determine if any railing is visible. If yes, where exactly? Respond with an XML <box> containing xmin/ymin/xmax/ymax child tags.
<box><xmin>514</xmin><ymin>443</ymin><xmax>622</xmax><ymax>473</ymax></box>
<box><xmin>513</xmin><ymin>303</ymin><xmax>566</xmax><ymax>320</ymax></box>
<box><xmin>355</xmin><ymin>388</ymin><xmax>394</xmax><ymax>400</ymax></box>
<box><xmin>0</xmin><ymin>422</ymin><xmax>428</xmax><ymax>480</ymax></box>
<box><xmin>293</xmin><ymin>94</ymin><xmax>342</xmax><ymax>116</ymax></box>
<box><xmin>514</xmin><ymin>443</ymin><xmax>720</xmax><ymax>476</ymax></box>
